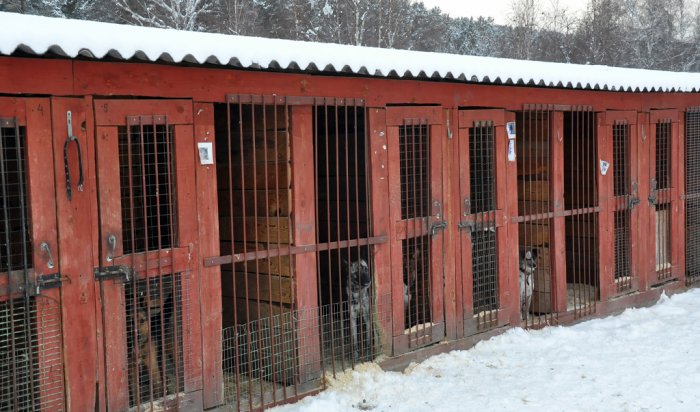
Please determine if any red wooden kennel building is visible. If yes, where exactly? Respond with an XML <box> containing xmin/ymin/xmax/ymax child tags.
<box><xmin>2</xmin><ymin>12</ymin><xmax>700</xmax><ymax>412</ymax></box>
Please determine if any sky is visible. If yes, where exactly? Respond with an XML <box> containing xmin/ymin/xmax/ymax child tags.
<box><xmin>416</xmin><ymin>0</ymin><xmax>587</xmax><ymax>25</ymax></box>
<box><xmin>272</xmin><ymin>289</ymin><xmax>700</xmax><ymax>412</ymax></box>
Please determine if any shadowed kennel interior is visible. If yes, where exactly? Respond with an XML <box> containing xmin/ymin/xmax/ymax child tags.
<box><xmin>214</xmin><ymin>98</ymin><xmax>381</xmax><ymax>409</ymax></box>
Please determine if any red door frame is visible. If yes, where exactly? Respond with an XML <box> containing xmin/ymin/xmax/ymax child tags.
<box><xmin>92</xmin><ymin>99</ymin><xmax>203</xmax><ymax>410</ymax></box>
<box><xmin>386</xmin><ymin>106</ymin><xmax>446</xmax><ymax>354</ymax></box>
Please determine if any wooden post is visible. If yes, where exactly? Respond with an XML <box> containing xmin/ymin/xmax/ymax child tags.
<box><xmin>194</xmin><ymin>103</ymin><xmax>224</xmax><ymax>408</ymax></box>
<box><xmin>52</xmin><ymin>97</ymin><xmax>99</xmax><ymax>412</ymax></box>
<box><xmin>290</xmin><ymin>105</ymin><xmax>321</xmax><ymax>382</ymax></box>
<box><xmin>367</xmin><ymin>108</ymin><xmax>393</xmax><ymax>355</ymax></box>
<box><xmin>550</xmin><ymin>111</ymin><xmax>568</xmax><ymax>313</ymax></box>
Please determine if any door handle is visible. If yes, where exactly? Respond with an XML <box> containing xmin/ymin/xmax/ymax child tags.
<box><xmin>106</xmin><ymin>234</ymin><xmax>117</xmax><ymax>262</ymax></box>
<box><xmin>40</xmin><ymin>242</ymin><xmax>55</xmax><ymax>269</ymax></box>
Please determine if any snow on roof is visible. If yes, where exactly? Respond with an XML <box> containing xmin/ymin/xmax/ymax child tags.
<box><xmin>2</xmin><ymin>11</ymin><xmax>700</xmax><ymax>93</ymax></box>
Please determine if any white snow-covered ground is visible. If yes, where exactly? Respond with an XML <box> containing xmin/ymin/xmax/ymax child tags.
<box><xmin>272</xmin><ymin>289</ymin><xmax>700</xmax><ymax>412</ymax></box>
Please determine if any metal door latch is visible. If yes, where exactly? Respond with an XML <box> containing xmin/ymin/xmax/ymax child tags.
<box><xmin>33</xmin><ymin>273</ymin><xmax>65</xmax><ymax>295</ymax></box>
<box><xmin>628</xmin><ymin>197</ymin><xmax>641</xmax><ymax>209</ymax></box>
<box><xmin>430</xmin><ymin>221</ymin><xmax>448</xmax><ymax>236</ymax></box>
<box><xmin>457</xmin><ymin>221</ymin><xmax>475</xmax><ymax>231</ymax></box>
<box><xmin>94</xmin><ymin>265</ymin><xmax>134</xmax><ymax>283</ymax></box>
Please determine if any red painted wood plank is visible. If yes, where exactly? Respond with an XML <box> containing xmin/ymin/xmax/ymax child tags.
<box><xmin>550</xmin><ymin>111</ymin><xmax>568</xmax><ymax>313</ymax></box>
<box><xmin>385</xmin><ymin>122</ymin><xmax>405</xmax><ymax>347</ymax></box>
<box><xmin>289</xmin><ymin>105</ymin><xmax>321</xmax><ymax>382</ymax></box>
<box><xmin>503</xmin><ymin>111</ymin><xmax>520</xmax><ymax>325</ymax></box>
<box><xmin>52</xmin><ymin>97</ymin><xmax>99</xmax><ymax>412</ymax></box>
<box><xmin>24</xmin><ymin>98</ymin><xmax>65</xmax><ymax>412</ymax></box>
<box><xmin>637</xmin><ymin>112</ymin><xmax>651</xmax><ymax>291</ymax></box>
<box><xmin>597</xmin><ymin>112</ymin><xmax>614</xmax><ymax>302</ymax></box>
<box><xmin>193</xmin><ymin>102</ymin><xmax>224</xmax><ymax>408</ymax></box>
<box><xmin>93</xmin><ymin>125</ymin><xmax>129</xmax><ymax>411</ymax></box>
<box><xmin>94</xmin><ymin>99</ymin><xmax>193</xmax><ymax>126</ymax></box>
<box><xmin>0</xmin><ymin>57</ymin><xmax>73</xmax><ymax>96</ymax></box>
<box><xmin>442</xmin><ymin>108</ymin><xmax>457</xmax><ymax>341</ymax></box>
<box><xmin>173</xmin><ymin>123</ymin><xmax>205</xmax><ymax>394</ymax></box>
<box><xmin>367</xmin><ymin>108</ymin><xmax>392</xmax><ymax>354</ymax></box>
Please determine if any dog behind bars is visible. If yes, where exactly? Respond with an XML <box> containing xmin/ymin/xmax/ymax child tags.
<box><xmin>343</xmin><ymin>257</ymin><xmax>372</xmax><ymax>360</ymax></box>
<box><xmin>519</xmin><ymin>248</ymin><xmax>538</xmax><ymax>321</ymax></box>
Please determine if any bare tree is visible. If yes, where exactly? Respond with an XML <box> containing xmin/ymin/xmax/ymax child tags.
<box><xmin>116</xmin><ymin>0</ymin><xmax>213</xmax><ymax>31</ymax></box>
<box><xmin>507</xmin><ymin>0</ymin><xmax>542</xmax><ymax>60</ymax></box>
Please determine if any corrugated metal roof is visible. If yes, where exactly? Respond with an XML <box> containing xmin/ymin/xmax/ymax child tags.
<box><xmin>2</xmin><ymin>11</ymin><xmax>700</xmax><ymax>93</ymax></box>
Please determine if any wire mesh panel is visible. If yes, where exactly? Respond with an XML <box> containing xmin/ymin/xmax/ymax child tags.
<box><xmin>467</xmin><ymin>122</ymin><xmax>498</xmax><ymax>329</ymax></box>
<box><xmin>686</xmin><ymin>108</ymin><xmax>700</xmax><ymax>285</ymax></box>
<box><xmin>563</xmin><ymin>107</ymin><xmax>598</xmax><ymax>318</ymax></box>
<box><xmin>612</xmin><ymin>122</ymin><xmax>633</xmax><ymax>293</ymax></box>
<box><xmin>118</xmin><ymin>123</ymin><xmax>177</xmax><ymax>254</ymax></box>
<box><xmin>516</xmin><ymin>107</ymin><xmax>555</xmax><ymax>327</ymax></box>
<box><xmin>654</xmin><ymin>120</ymin><xmax>673</xmax><ymax>281</ymax></box>
<box><xmin>398</xmin><ymin>121</ymin><xmax>436</xmax><ymax>348</ymax></box>
<box><xmin>213</xmin><ymin>96</ymin><xmax>385</xmax><ymax>411</ymax></box>
<box><xmin>124</xmin><ymin>273</ymin><xmax>187</xmax><ymax>407</ymax></box>
<box><xmin>0</xmin><ymin>120</ymin><xmax>65</xmax><ymax>411</ymax></box>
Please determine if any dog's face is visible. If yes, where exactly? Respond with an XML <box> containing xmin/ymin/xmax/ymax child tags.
<box><xmin>346</xmin><ymin>258</ymin><xmax>371</xmax><ymax>292</ymax></box>
<box><xmin>519</xmin><ymin>248</ymin><xmax>538</xmax><ymax>275</ymax></box>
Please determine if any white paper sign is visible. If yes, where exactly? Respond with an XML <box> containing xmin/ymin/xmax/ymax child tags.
<box><xmin>506</xmin><ymin>121</ymin><xmax>517</xmax><ymax>140</ymax></box>
<box><xmin>600</xmin><ymin>160</ymin><xmax>610</xmax><ymax>175</ymax></box>
<box><xmin>198</xmin><ymin>142</ymin><xmax>214</xmax><ymax>165</ymax></box>
<box><xmin>508</xmin><ymin>140</ymin><xmax>516</xmax><ymax>162</ymax></box>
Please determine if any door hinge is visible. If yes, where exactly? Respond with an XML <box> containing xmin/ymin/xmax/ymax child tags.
<box><xmin>94</xmin><ymin>265</ymin><xmax>134</xmax><ymax>283</ymax></box>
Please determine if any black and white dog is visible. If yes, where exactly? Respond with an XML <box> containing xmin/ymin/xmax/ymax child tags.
<box><xmin>343</xmin><ymin>257</ymin><xmax>372</xmax><ymax>360</ymax></box>
<box><xmin>519</xmin><ymin>248</ymin><xmax>538</xmax><ymax>320</ymax></box>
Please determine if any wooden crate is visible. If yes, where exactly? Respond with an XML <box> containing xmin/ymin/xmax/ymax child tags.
<box><xmin>531</xmin><ymin>267</ymin><xmax>552</xmax><ymax>314</ymax></box>
<box><xmin>519</xmin><ymin>222</ymin><xmax>549</xmax><ymax>246</ymax></box>
<box><xmin>220</xmin><ymin>243</ymin><xmax>292</xmax><ymax>276</ymax></box>
<box><xmin>219</xmin><ymin>217</ymin><xmax>292</xmax><ymax>244</ymax></box>
<box><xmin>218</xmin><ymin>188</ymin><xmax>292</xmax><ymax>217</ymax></box>
<box><xmin>216</xmin><ymin>162</ymin><xmax>291</xmax><ymax>190</ymax></box>
<box><xmin>221</xmin><ymin>270</ymin><xmax>294</xmax><ymax>305</ymax></box>
<box><xmin>518</xmin><ymin>180</ymin><xmax>549</xmax><ymax>202</ymax></box>
<box><xmin>231</xmin><ymin>131</ymin><xmax>290</xmax><ymax>163</ymax></box>
<box><xmin>518</xmin><ymin>200</ymin><xmax>551</xmax><ymax>215</ymax></box>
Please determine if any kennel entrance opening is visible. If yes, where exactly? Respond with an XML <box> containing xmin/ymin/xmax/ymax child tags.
<box><xmin>386</xmin><ymin>107</ymin><xmax>446</xmax><ymax>354</ymax></box>
<box><xmin>0</xmin><ymin>98</ymin><xmax>65</xmax><ymax>411</ymax></box>
<box><xmin>456</xmin><ymin>109</ymin><xmax>513</xmax><ymax>334</ymax></box>
<box><xmin>92</xmin><ymin>100</ymin><xmax>201</xmax><ymax>411</ymax></box>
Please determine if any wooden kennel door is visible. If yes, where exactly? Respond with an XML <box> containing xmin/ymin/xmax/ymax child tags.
<box><xmin>457</xmin><ymin>110</ymin><xmax>515</xmax><ymax>334</ymax></box>
<box><xmin>93</xmin><ymin>100</ymin><xmax>202</xmax><ymax>411</ymax></box>
<box><xmin>386</xmin><ymin>107</ymin><xmax>446</xmax><ymax>354</ymax></box>
<box><xmin>645</xmin><ymin>110</ymin><xmax>682</xmax><ymax>287</ymax></box>
<box><xmin>599</xmin><ymin>111</ymin><xmax>642</xmax><ymax>299</ymax></box>
<box><xmin>0</xmin><ymin>98</ymin><xmax>66</xmax><ymax>411</ymax></box>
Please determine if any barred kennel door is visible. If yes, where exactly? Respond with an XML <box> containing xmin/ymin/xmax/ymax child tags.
<box><xmin>602</xmin><ymin>111</ymin><xmax>641</xmax><ymax>297</ymax></box>
<box><xmin>0</xmin><ymin>98</ymin><xmax>66</xmax><ymax>411</ymax></box>
<box><xmin>386</xmin><ymin>107</ymin><xmax>446</xmax><ymax>354</ymax></box>
<box><xmin>647</xmin><ymin>110</ymin><xmax>681</xmax><ymax>286</ymax></box>
<box><xmin>456</xmin><ymin>110</ymin><xmax>513</xmax><ymax>334</ymax></box>
<box><xmin>93</xmin><ymin>100</ymin><xmax>201</xmax><ymax>411</ymax></box>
